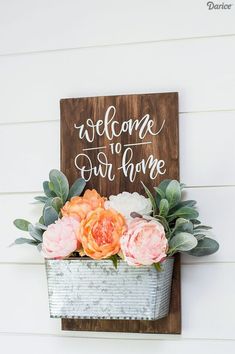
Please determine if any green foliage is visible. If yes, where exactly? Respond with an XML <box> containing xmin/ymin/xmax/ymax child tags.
<box><xmin>13</xmin><ymin>219</ymin><xmax>31</xmax><ymax>231</ymax></box>
<box><xmin>153</xmin><ymin>262</ymin><xmax>162</xmax><ymax>271</ymax></box>
<box><xmin>109</xmin><ymin>255</ymin><xmax>119</xmax><ymax>269</ymax></box>
<box><xmin>11</xmin><ymin>238</ymin><xmax>38</xmax><ymax>246</ymax></box>
<box><xmin>12</xmin><ymin>169</ymin><xmax>86</xmax><ymax>250</ymax></box>
<box><xmin>34</xmin><ymin>196</ymin><xmax>49</xmax><ymax>203</ymax></box>
<box><xmin>28</xmin><ymin>224</ymin><xmax>43</xmax><ymax>242</ymax></box>
<box><xmin>35</xmin><ymin>223</ymin><xmax>48</xmax><ymax>231</ymax></box>
<box><xmin>43</xmin><ymin>181</ymin><xmax>56</xmax><ymax>198</ymax></box>
<box><xmin>185</xmin><ymin>237</ymin><xmax>219</xmax><ymax>256</ymax></box>
<box><xmin>142</xmin><ymin>178</ymin><xmax>219</xmax><ymax>257</ymax></box>
<box><xmin>159</xmin><ymin>199</ymin><xmax>169</xmax><ymax>217</ymax></box>
<box><xmin>49</xmin><ymin>169</ymin><xmax>69</xmax><ymax>203</ymax></box>
<box><xmin>68</xmin><ymin>178</ymin><xmax>86</xmax><ymax>199</ymax></box>
<box><xmin>51</xmin><ymin>197</ymin><xmax>63</xmax><ymax>214</ymax></box>
<box><xmin>141</xmin><ymin>182</ymin><xmax>157</xmax><ymax>215</ymax></box>
<box><xmin>169</xmin><ymin>232</ymin><xmax>198</xmax><ymax>254</ymax></box>
<box><xmin>165</xmin><ymin>180</ymin><xmax>181</xmax><ymax>207</ymax></box>
<box><xmin>43</xmin><ymin>206</ymin><xmax>58</xmax><ymax>226</ymax></box>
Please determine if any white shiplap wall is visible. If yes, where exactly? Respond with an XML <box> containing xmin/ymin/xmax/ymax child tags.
<box><xmin>0</xmin><ymin>1</ymin><xmax>235</xmax><ymax>353</ymax></box>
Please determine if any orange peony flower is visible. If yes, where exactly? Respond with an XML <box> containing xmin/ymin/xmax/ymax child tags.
<box><xmin>78</xmin><ymin>208</ymin><xmax>126</xmax><ymax>260</ymax></box>
<box><xmin>61</xmin><ymin>189</ymin><xmax>105</xmax><ymax>221</ymax></box>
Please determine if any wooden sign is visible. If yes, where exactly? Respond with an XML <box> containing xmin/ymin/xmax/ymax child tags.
<box><xmin>60</xmin><ymin>92</ymin><xmax>181</xmax><ymax>334</ymax></box>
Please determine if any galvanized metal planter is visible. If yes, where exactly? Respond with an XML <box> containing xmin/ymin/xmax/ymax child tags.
<box><xmin>45</xmin><ymin>257</ymin><xmax>174</xmax><ymax>321</ymax></box>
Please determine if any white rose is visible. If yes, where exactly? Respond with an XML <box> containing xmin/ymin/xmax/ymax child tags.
<box><xmin>105</xmin><ymin>192</ymin><xmax>152</xmax><ymax>218</ymax></box>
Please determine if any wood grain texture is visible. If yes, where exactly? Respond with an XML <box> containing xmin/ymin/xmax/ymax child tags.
<box><xmin>60</xmin><ymin>92</ymin><xmax>180</xmax><ymax>333</ymax></box>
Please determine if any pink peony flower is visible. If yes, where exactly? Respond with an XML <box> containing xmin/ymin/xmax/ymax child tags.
<box><xmin>42</xmin><ymin>216</ymin><xmax>81</xmax><ymax>259</ymax></box>
<box><xmin>120</xmin><ymin>217</ymin><xmax>168</xmax><ymax>266</ymax></box>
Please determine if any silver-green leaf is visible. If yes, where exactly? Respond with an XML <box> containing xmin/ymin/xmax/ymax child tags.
<box><xmin>28</xmin><ymin>224</ymin><xmax>43</xmax><ymax>242</ymax></box>
<box><xmin>68</xmin><ymin>178</ymin><xmax>86</xmax><ymax>199</ymax></box>
<box><xmin>13</xmin><ymin>219</ymin><xmax>31</xmax><ymax>232</ymax></box>
<box><xmin>49</xmin><ymin>169</ymin><xmax>69</xmax><ymax>203</ymax></box>
<box><xmin>159</xmin><ymin>199</ymin><xmax>169</xmax><ymax>216</ymax></box>
<box><xmin>43</xmin><ymin>206</ymin><xmax>59</xmax><ymax>226</ymax></box>
<box><xmin>185</xmin><ymin>237</ymin><xmax>219</xmax><ymax>256</ymax></box>
<box><xmin>11</xmin><ymin>238</ymin><xmax>38</xmax><ymax>246</ymax></box>
<box><xmin>43</xmin><ymin>181</ymin><xmax>56</xmax><ymax>198</ymax></box>
<box><xmin>165</xmin><ymin>180</ymin><xmax>181</xmax><ymax>207</ymax></box>
<box><xmin>169</xmin><ymin>232</ymin><xmax>198</xmax><ymax>254</ymax></box>
<box><xmin>141</xmin><ymin>182</ymin><xmax>157</xmax><ymax>215</ymax></box>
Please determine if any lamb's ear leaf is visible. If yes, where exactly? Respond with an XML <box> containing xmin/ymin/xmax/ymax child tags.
<box><xmin>43</xmin><ymin>206</ymin><xmax>58</xmax><ymax>226</ymax></box>
<box><xmin>168</xmin><ymin>207</ymin><xmax>199</xmax><ymax>222</ymax></box>
<box><xmin>43</xmin><ymin>181</ymin><xmax>56</xmax><ymax>197</ymax></box>
<box><xmin>34</xmin><ymin>196</ymin><xmax>48</xmax><ymax>204</ymax></box>
<box><xmin>49</xmin><ymin>169</ymin><xmax>69</xmax><ymax>203</ymax></box>
<box><xmin>141</xmin><ymin>182</ymin><xmax>157</xmax><ymax>215</ymax></box>
<box><xmin>169</xmin><ymin>232</ymin><xmax>197</xmax><ymax>254</ymax></box>
<box><xmin>165</xmin><ymin>180</ymin><xmax>181</xmax><ymax>208</ymax></box>
<box><xmin>13</xmin><ymin>219</ymin><xmax>31</xmax><ymax>232</ymax></box>
<box><xmin>68</xmin><ymin>178</ymin><xmax>86</xmax><ymax>199</ymax></box>
<box><xmin>10</xmin><ymin>238</ymin><xmax>38</xmax><ymax>247</ymax></box>
<box><xmin>185</xmin><ymin>237</ymin><xmax>219</xmax><ymax>256</ymax></box>
<box><xmin>154</xmin><ymin>187</ymin><xmax>165</xmax><ymax>207</ymax></box>
<box><xmin>28</xmin><ymin>224</ymin><xmax>43</xmax><ymax>242</ymax></box>
<box><xmin>51</xmin><ymin>197</ymin><xmax>63</xmax><ymax>213</ymax></box>
<box><xmin>174</xmin><ymin>219</ymin><xmax>193</xmax><ymax>234</ymax></box>
<box><xmin>158</xmin><ymin>179</ymin><xmax>172</xmax><ymax>193</ymax></box>
<box><xmin>35</xmin><ymin>222</ymin><xmax>48</xmax><ymax>231</ymax></box>
<box><xmin>39</xmin><ymin>215</ymin><xmax>45</xmax><ymax>225</ymax></box>
<box><xmin>159</xmin><ymin>199</ymin><xmax>169</xmax><ymax>217</ymax></box>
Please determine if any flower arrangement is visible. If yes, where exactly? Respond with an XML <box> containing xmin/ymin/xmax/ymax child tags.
<box><xmin>13</xmin><ymin>169</ymin><xmax>219</xmax><ymax>269</ymax></box>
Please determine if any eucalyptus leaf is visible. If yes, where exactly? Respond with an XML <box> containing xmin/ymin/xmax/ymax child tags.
<box><xmin>68</xmin><ymin>178</ymin><xmax>86</xmax><ymax>199</ymax></box>
<box><xmin>185</xmin><ymin>237</ymin><xmax>219</xmax><ymax>256</ymax></box>
<box><xmin>43</xmin><ymin>181</ymin><xmax>56</xmax><ymax>198</ymax></box>
<box><xmin>13</xmin><ymin>219</ymin><xmax>31</xmax><ymax>232</ymax></box>
<box><xmin>43</xmin><ymin>206</ymin><xmax>59</xmax><ymax>226</ymax></box>
<box><xmin>49</xmin><ymin>169</ymin><xmax>69</xmax><ymax>203</ymax></box>
<box><xmin>141</xmin><ymin>182</ymin><xmax>157</xmax><ymax>215</ymax></box>
<box><xmin>28</xmin><ymin>224</ymin><xmax>43</xmax><ymax>242</ymax></box>
<box><xmin>159</xmin><ymin>199</ymin><xmax>169</xmax><ymax>216</ymax></box>
<box><xmin>165</xmin><ymin>180</ymin><xmax>181</xmax><ymax>207</ymax></box>
<box><xmin>169</xmin><ymin>232</ymin><xmax>198</xmax><ymax>254</ymax></box>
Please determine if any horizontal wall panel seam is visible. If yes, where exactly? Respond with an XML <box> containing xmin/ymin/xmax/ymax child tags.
<box><xmin>0</xmin><ymin>33</ymin><xmax>234</xmax><ymax>58</ymax></box>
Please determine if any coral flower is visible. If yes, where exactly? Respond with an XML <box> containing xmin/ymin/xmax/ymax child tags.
<box><xmin>61</xmin><ymin>189</ymin><xmax>105</xmax><ymax>221</ymax></box>
<box><xmin>79</xmin><ymin>208</ymin><xmax>126</xmax><ymax>260</ymax></box>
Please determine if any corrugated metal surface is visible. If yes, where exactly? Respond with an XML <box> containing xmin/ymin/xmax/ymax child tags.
<box><xmin>45</xmin><ymin>258</ymin><xmax>174</xmax><ymax>320</ymax></box>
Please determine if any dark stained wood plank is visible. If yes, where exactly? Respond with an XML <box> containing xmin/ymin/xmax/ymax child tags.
<box><xmin>60</xmin><ymin>92</ymin><xmax>180</xmax><ymax>334</ymax></box>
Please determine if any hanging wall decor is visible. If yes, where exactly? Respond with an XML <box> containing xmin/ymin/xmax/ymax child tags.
<box><xmin>13</xmin><ymin>92</ymin><xmax>219</xmax><ymax>335</ymax></box>
<box><xmin>60</xmin><ymin>92</ymin><xmax>180</xmax><ymax>333</ymax></box>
